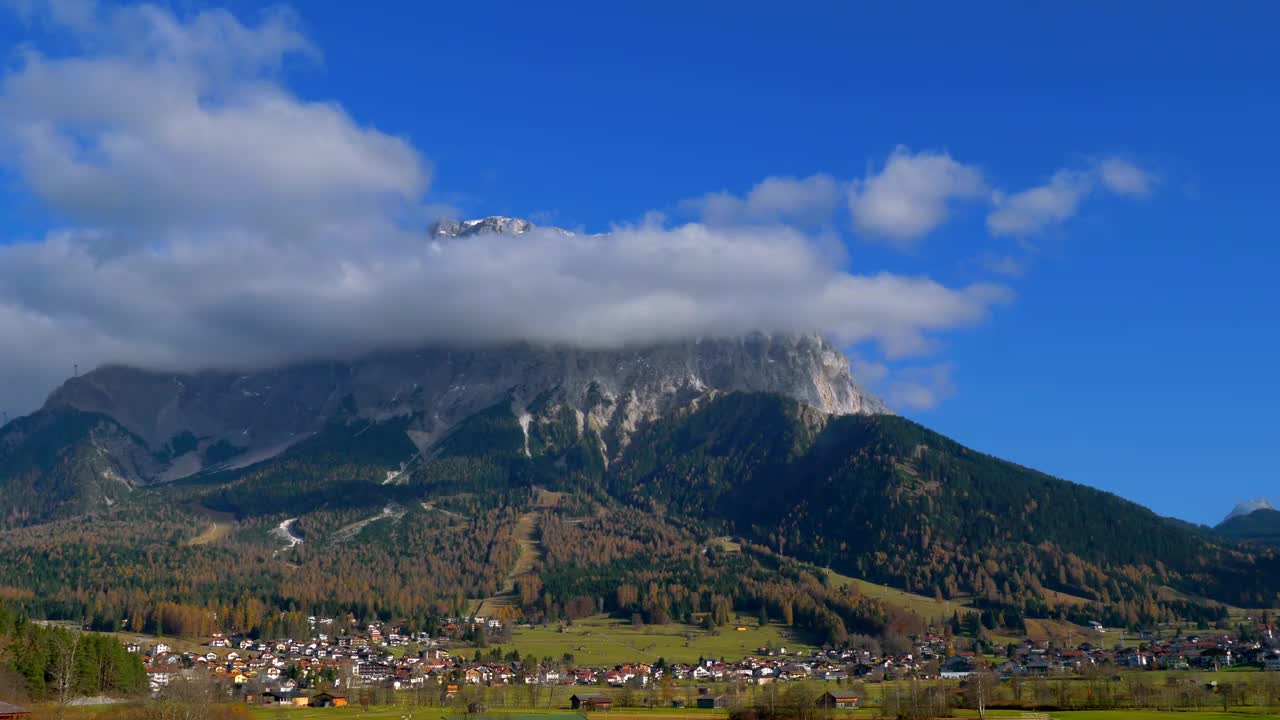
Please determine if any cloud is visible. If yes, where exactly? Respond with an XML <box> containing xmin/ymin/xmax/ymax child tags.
<box><xmin>0</xmin><ymin>4</ymin><xmax>1011</xmax><ymax>417</ymax></box>
<box><xmin>684</xmin><ymin>174</ymin><xmax>841</xmax><ymax>227</ymax></box>
<box><xmin>848</xmin><ymin>147</ymin><xmax>986</xmax><ymax>246</ymax></box>
<box><xmin>884</xmin><ymin>364</ymin><xmax>955</xmax><ymax>411</ymax></box>
<box><xmin>0</xmin><ymin>2</ymin><xmax>424</xmax><ymax>243</ymax></box>
<box><xmin>0</xmin><ymin>222</ymin><xmax>1009</xmax><ymax>414</ymax></box>
<box><xmin>987</xmin><ymin>169</ymin><xmax>1093</xmax><ymax>237</ymax></box>
<box><xmin>987</xmin><ymin>157</ymin><xmax>1155</xmax><ymax>237</ymax></box>
<box><xmin>1099</xmin><ymin>158</ymin><xmax>1155</xmax><ymax>197</ymax></box>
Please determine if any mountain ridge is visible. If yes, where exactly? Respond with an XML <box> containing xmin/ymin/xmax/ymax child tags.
<box><xmin>36</xmin><ymin>334</ymin><xmax>885</xmax><ymax>487</ymax></box>
<box><xmin>0</xmin><ymin>387</ymin><xmax>1276</xmax><ymax>642</ymax></box>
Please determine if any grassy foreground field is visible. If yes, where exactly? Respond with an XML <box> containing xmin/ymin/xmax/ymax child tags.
<box><xmin>1044</xmin><ymin>707</ymin><xmax>1280</xmax><ymax>712</ymax></box>
<box><xmin>500</xmin><ymin>613</ymin><xmax>817</xmax><ymax>665</ymax></box>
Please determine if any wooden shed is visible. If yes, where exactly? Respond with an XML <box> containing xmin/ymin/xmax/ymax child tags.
<box><xmin>570</xmin><ymin>694</ymin><xmax>613</xmax><ymax>711</ymax></box>
<box><xmin>309</xmin><ymin>692</ymin><xmax>348</xmax><ymax>708</ymax></box>
<box><xmin>816</xmin><ymin>690</ymin><xmax>860</xmax><ymax>709</ymax></box>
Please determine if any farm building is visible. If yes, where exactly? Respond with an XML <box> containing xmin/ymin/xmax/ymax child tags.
<box><xmin>570</xmin><ymin>694</ymin><xmax>613</xmax><ymax>711</ymax></box>
<box><xmin>696</xmin><ymin>695</ymin><xmax>729</xmax><ymax>709</ymax></box>
<box><xmin>309</xmin><ymin>692</ymin><xmax>348</xmax><ymax>707</ymax></box>
<box><xmin>816</xmin><ymin>690</ymin><xmax>861</xmax><ymax>709</ymax></box>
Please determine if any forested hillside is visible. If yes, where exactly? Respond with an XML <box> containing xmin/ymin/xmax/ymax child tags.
<box><xmin>0</xmin><ymin>409</ymin><xmax>146</xmax><ymax>526</ymax></box>
<box><xmin>609</xmin><ymin>394</ymin><xmax>1280</xmax><ymax>615</ymax></box>
<box><xmin>0</xmin><ymin>390</ymin><xmax>1276</xmax><ymax>650</ymax></box>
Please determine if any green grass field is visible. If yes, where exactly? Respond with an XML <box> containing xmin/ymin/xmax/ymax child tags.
<box><xmin>501</xmin><ymin>614</ymin><xmax>816</xmax><ymax>665</ymax></box>
<box><xmin>1049</xmin><ymin>707</ymin><xmax>1280</xmax><ymax>712</ymax></box>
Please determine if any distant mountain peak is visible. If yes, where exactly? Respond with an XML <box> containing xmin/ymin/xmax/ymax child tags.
<box><xmin>1224</xmin><ymin>498</ymin><xmax>1276</xmax><ymax>522</ymax></box>
<box><xmin>431</xmin><ymin>216</ymin><xmax>532</xmax><ymax>238</ymax></box>
<box><xmin>430</xmin><ymin>215</ymin><xmax>579</xmax><ymax>239</ymax></box>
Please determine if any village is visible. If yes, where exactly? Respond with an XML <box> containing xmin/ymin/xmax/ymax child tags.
<box><xmin>131</xmin><ymin>613</ymin><xmax>1280</xmax><ymax>712</ymax></box>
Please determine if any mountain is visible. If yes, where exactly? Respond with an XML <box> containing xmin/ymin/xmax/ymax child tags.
<box><xmin>430</xmin><ymin>215</ymin><xmax>539</xmax><ymax>237</ymax></box>
<box><xmin>3</xmin><ymin>384</ymin><xmax>1275</xmax><ymax>640</ymax></box>
<box><xmin>7</xmin><ymin>217</ymin><xmax>882</xmax><ymax>504</ymax></box>
<box><xmin>42</xmin><ymin>334</ymin><xmax>882</xmax><ymax>471</ymax></box>
<box><xmin>1216</xmin><ymin>505</ymin><xmax>1280</xmax><ymax>547</ymax></box>
<box><xmin>1</xmin><ymin>219</ymin><xmax>878</xmax><ymax>525</ymax></box>
<box><xmin>602</xmin><ymin>393</ymin><xmax>1280</xmax><ymax>612</ymax></box>
<box><xmin>0</xmin><ymin>217</ymin><xmax>1276</xmax><ymax>639</ymax></box>
<box><xmin>1224</xmin><ymin>498</ymin><xmax>1276</xmax><ymax>522</ymax></box>
<box><xmin>0</xmin><ymin>407</ymin><xmax>148</xmax><ymax>526</ymax></box>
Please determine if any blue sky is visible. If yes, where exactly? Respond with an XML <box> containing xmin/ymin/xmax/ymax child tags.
<box><xmin>1</xmin><ymin>2</ymin><xmax>1277</xmax><ymax>524</ymax></box>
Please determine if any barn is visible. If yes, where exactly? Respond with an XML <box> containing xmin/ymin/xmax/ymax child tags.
<box><xmin>309</xmin><ymin>692</ymin><xmax>348</xmax><ymax>708</ymax></box>
<box><xmin>816</xmin><ymin>691</ymin><xmax>860</xmax><ymax>709</ymax></box>
<box><xmin>696</xmin><ymin>695</ymin><xmax>729</xmax><ymax>709</ymax></box>
<box><xmin>570</xmin><ymin>694</ymin><xmax>613</xmax><ymax>711</ymax></box>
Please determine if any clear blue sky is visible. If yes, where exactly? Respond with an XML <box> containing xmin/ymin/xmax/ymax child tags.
<box><xmin>2</xmin><ymin>2</ymin><xmax>1277</xmax><ymax>524</ymax></box>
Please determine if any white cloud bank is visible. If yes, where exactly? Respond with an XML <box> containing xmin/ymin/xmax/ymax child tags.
<box><xmin>0</xmin><ymin>3</ymin><xmax>1012</xmax><ymax>416</ymax></box>
<box><xmin>847</xmin><ymin>147</ymin><xmax>987</xmax><ymax>247</ymax></box>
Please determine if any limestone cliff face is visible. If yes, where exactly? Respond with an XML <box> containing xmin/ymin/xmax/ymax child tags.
<box><xmin>42</xmin><ymin>333</ymin><xmax>886</xmax><ymax>483</ymax></box>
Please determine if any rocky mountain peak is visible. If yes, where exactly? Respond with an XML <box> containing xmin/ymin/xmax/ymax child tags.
<box><xmin>430</xmin><ymin>216</ymin><xmax>536</xmax><ymax>238</ymax></box>
<box><xmin>38</xmin><ymin>334</ymin><xmax>886</xmax><ymax>485</ymax></box>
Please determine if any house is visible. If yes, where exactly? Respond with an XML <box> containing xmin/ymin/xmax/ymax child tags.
<box><xmin>0</xmin><ymin>701</ymin><xmax>32</xmax><ymax>720</ymax></box>
<box><xmin>940</xmin><ymin>656</ymin><xmax>975</xmax><ymax>679</ymax></box>
<box><xmin>1265</xmin><ymin>651</ymin><xmax>1280</xmax><ymax>672</ymax></box>
<box><xmin>147</xmin><ymin>668</ymin><xmax>177</xmax><ymax>691</ymax></box>
<box><xmin>696</xmin><ymin>695</ymin><xmax>729</xmax><ymax>709</ymax></box>
<box><xmin>816</xmin><ymin>691</ymin><xmax>861</xmax><ymax>710</ymax></box>
<box><xmin>570</xmin><ymin>694</ymin><xmax>614</xmax><ymax>711</ymax></box>
<box><xmin>260</xmin><ymin>690</ymin><xmax>299</xmax><ymax>705</ymax></box>
<box><xmin>310</xmin><ymin>693</ymin><xmax>348</xmax><ymax>708</ymax></box>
